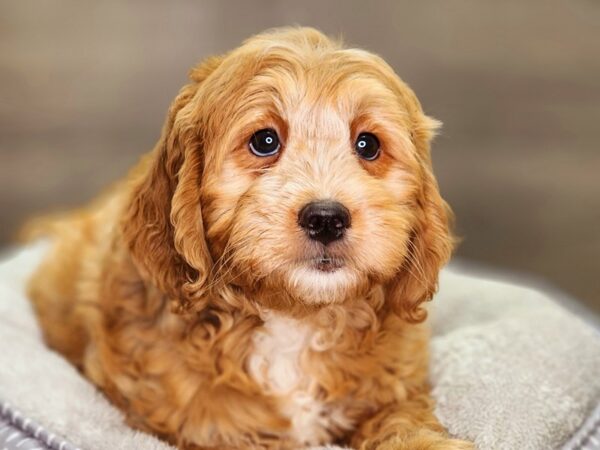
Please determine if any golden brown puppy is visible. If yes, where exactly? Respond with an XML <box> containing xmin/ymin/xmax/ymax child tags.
<box><xmin>27</xmin><ymin>28</ymin><xmax>473</xmax><ymax>450</ymax></box>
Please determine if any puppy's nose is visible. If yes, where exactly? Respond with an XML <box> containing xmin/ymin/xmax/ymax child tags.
<box><xmin>298</xmin><ymin>200</ymin><xmax>351</xmax><ymax>246</ymax></box>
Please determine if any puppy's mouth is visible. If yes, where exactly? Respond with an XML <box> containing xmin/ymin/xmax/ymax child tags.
<box><xmin>308</xmin><ymin>255</ymin><xmax>344</xmax><ymax>273</ymax></box>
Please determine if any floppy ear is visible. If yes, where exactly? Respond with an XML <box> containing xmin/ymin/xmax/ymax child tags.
<box><xmin>387</xmin><ymin>114</ymin><xmax>454</xmax><ymax>323</ymax></box>
<box><xmin>121</xmin><ymin>57</ymin><xmax>221</xmax><ymax>313</ymax></box>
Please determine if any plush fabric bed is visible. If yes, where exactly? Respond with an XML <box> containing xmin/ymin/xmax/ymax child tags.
<box><xmin>1</xmin><ymin>243</ymin><xmax>599</xmax><ymax>450</ymax></box>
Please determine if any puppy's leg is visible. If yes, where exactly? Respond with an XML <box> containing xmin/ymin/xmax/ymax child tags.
<box><xmin>177</xmin><ymin>385</ymin><xmax>292</xmax><ymax>450</ymax></box>
<box><xmin>350</xmin><ymin>391</ymin><xmax>473</xmax><ymax>450</ymax></box>
<box><xmin>27</xmin><ymin>216</ymin><xmax>93</xmax><ymax>367</ymax></box>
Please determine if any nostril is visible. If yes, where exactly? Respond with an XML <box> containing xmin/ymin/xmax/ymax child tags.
<box><xmin>298</xmin><ymin>200</ymin><xmax>351</xmax><ymax>246</ymax></box>
<box><xmin>307</xmin><ymin>215</ymin><xmax>323</xmax><ymax>230</ymax></box>
<box><xmin>332</xmin><ymin>217</ymin><xmax>345</xmax><ymax>230</ymax></box>
<box><xmin>306</xmin><ymin>215</ymin><xmax>325</xmax><ymax>239</ymax></box>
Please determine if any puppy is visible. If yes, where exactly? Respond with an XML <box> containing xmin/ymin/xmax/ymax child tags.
<box><xmin>27</xmin><ymin>27</ymin><xmax>473</xmax><ymax>450</ymax></box>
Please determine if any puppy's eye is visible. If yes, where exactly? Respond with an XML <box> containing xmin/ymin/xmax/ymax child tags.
<box><xmin>354</xmin><ymin>133</ymin><xmax>380</xmax><ymax>161</ymax></box>
<box><xmin>249</xmin><ymin>129</ymin><xmax>281</xmax><ymax>157</ymax></box>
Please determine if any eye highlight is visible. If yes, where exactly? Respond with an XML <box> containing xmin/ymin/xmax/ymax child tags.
<box><xmin>249</xmin><ymin>129</ymin><xmax>281</xmax><ymax>157</ymax></box>
<box><xmin>354</xmin><ymin>132</ymin><xmax>380</xmax><ymax>161</ymax></box>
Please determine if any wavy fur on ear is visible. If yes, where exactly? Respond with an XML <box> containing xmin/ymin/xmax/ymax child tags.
<box><xmin>387</xmin><ymin>112</ymin><xmax>454</xmax><ymax>323</ymax></box>
<box><xmin>121</xmin><ymin>59</ymin><xmax>221</xmax><ymax>313</ymax></box>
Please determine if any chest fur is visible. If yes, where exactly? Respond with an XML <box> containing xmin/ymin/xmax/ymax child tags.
<box><xmin>246</xmin><ymin>312</ymin><xmax>354</xmax><ymax>446</ymax></box>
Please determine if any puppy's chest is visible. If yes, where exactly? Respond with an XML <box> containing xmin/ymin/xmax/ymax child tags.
<box><xmin>246</xmin><ymin>312</ymin><xmax>356</xmax><ymax>445</ymax></box>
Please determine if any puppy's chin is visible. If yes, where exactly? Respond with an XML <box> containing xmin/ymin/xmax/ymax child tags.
<box><xmin>284</xmin><ymin>263</ymin><xmax>368</xmax><ymax>306</ymax></box>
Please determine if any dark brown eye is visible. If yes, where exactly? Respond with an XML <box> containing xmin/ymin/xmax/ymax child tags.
<box><xmin>249</xmin><ymin>129</ymin><xmax>280</xmax><ymax>157</ymax></box>
<box><xmin>355</xmin><ymin>132</ymin><xmax>380</xmax><ymax>161</ymax></box>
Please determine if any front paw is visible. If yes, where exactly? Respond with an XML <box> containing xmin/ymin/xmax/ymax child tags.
<box><xmin>374</xmin><ymin>434</ymin><xmax>474</xmax><ymax>450</ymax></box>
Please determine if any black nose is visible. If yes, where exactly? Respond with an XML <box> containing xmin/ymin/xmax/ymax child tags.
<box><xmin>298</xmin><ymin>200</ymin><xmax>351</xmax><ymax>246</ymax></box>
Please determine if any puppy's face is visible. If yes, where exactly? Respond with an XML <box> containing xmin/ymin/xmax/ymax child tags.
<box><xmin>201</xmin><ymin>58</ymin><xmax>420</xmax><ymax>309</ymax></box>
<box><xmin>125</xmin><ymin>28</ymin><xmax>452</xmax><ymax>321</ymax></box>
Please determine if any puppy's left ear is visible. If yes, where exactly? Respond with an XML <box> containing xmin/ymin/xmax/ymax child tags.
<box><xmin>387</xmin><ymin>112</ymin><xmax>454</xmax><ymax>323</ymax></box>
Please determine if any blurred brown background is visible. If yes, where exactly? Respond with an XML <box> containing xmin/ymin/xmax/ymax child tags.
<box><xmin>1</xmin><ymin>1</ymin><xmax>598</xmax><ymax>311</ymax></box>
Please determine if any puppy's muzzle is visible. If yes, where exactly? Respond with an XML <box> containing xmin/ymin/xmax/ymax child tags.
<box><xmin>298</xmin><ymin>200</ymin><xmax>351</xmax><ymax>246</ymax></box>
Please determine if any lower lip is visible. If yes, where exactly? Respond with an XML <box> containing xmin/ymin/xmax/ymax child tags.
<box><xmin>313</xmin><ymin>257</ymin><xmax>343</xmax><ymax>273</ymax></box>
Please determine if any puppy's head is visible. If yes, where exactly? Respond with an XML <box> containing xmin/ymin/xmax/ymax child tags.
<box><xmin>123</xmin><ymin>28</ymin><xmax>453</xmax><ymax>322</ymax></box>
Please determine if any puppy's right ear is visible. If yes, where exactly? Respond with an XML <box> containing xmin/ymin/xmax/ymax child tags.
<box><xmin>121</xmin><ymin>57</ymin><xmax>222</xmax><ymax>313</ymax></box>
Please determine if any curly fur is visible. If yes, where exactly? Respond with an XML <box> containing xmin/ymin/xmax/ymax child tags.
<box><xmin>26</xmin><ymin>27</ymin><xmax>473</xmax><ymax>450</ymax></box>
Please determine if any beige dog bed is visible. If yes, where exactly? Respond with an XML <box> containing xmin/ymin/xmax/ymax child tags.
<box><xmin>1</xmin><ymin>242</ymin><xmax>599</xmax><ymax>450</ymax></box>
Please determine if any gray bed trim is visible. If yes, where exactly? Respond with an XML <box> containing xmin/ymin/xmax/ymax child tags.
<box><xmin>562</xmin><ymin>402</ymin><xmax>600</xmax><ymax>450</ymax></box>
<box><xmin>0</xmin><ymin>401</ymin><xmax>81</xmax><ymax>450</ymax></box>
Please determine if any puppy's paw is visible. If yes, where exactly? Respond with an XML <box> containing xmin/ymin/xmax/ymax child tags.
<box><xmin>373</xmin><ymin>433</ymin><xmax>474</xmax><ymax>450</ymax></box>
